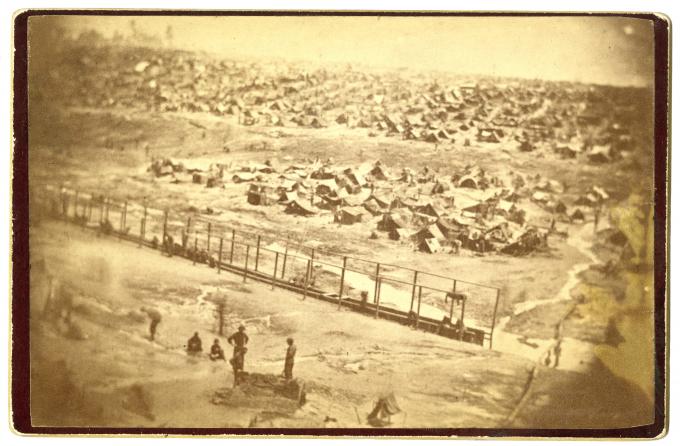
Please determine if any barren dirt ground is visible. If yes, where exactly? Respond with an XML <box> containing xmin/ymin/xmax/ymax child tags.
<box><xmin>29</xmin><ymin>220</ymin><xmax>651</xmax><ymax>428</ymax></box>
<box><xmin>27</xmin><ymin>108</ymin><xmax>655</xmax><ymax>429</ymax></box>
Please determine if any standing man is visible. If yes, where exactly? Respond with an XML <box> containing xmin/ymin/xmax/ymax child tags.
<box><xmin>141</xmin><ymin>307</ymin><xmax>162</xmax><ymax>341</ymax></box>
<box><xmin>283</xmin><ymin>337</ymin><xmax>297</xmax><ymax>381</ymax></box>
<box><xmin>228</xmin><ymin>325</ymin><xmax>249</xmax><ymax>385</ymax></box>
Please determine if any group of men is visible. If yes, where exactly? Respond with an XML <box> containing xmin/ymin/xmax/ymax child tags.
<box><xmin>186</xmin><ymin>325</ymin><xmax>297</xmax><ymax>386</ymax></box>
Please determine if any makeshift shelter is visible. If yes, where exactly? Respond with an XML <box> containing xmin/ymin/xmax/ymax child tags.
<box><xmin>247</xmin><ymin>184</ymin><xmax>275</xmax><ymax>206</ymax></box>
<box><xmin>458</xmin><ymin>176</ymin><xmax>479</xmax><ymax>189</ymax></box>
<box><xmin>416</xmin><ymin>224</ymin><xmax>446</xmax><ymax>243</ymax></box>
<box><xmin>417</xmin><ymin>202</ymin><xmax>446</xmax><ymax>219</ymax></box>
<box><xmin>419</xmin><ymin>237</ymin><xmax>442</xmax><ymax>253</ymax></box>
<box><xmin>232</xmin><ymin>172</ymin><xmax>255</xmax><ymax>183</ymax></box>
<box><xmin>379</xmin><ymin>211</ymin><xmax>412</xmax><ymax>232</ymax></box>
<box><xmin>570</xmin><ymin>207</ymin><xmax>586</xmax><ymax>222</ymax></box>
<box><xmin>494</xmin><ymin>200</ymin><xmax>516</xmax><ymax>217</ymax></box>
<box><xmin>363</xmin><ymin>198</ymin><xmax>384</xmax><ymax>216</ymax></box>
<box><xmin>386</xmin><ymin>227</ymin><xmax>412</xmax><ymax>242</ymax></box>
<box><xmin>335</xmin><ymin>207</ymin><xmax>366</xmax><ymax>225</ymax></box>
<box><xmin>278</xmin><ymin>190</ymin><xmax>298</xmax><ymax>204</ymax></box>
<box><xmin>285</xmin><ymin>200</ymin><xmax>317</xmax><ymax>216</ymax></box>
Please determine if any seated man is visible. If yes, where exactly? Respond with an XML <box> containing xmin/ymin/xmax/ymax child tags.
<box><xmin>187</xmin><ymin>332</ymin><xmax>203</xmax><ymax>355</ymax></box>
<box><xmin>209</xmin><ymin>338</ymin><xmax>225</xmax><ymax>361</ymax></box>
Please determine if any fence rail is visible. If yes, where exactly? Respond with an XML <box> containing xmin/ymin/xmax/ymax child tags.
<box><xmin>34</xmin><ymin>184</ymin><xmax>503</xmax><ymax>349</ymax></box>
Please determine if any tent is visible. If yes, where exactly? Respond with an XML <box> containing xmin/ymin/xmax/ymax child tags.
<box><xmin>417</xmin><ymin>224</ymin><xmax>446</xmax><ymax>243</ymax></box>
<box><xmin>458</xmin><ymin>176</ymin><xmax>479</xmax><ymax>189</ymax></box>
<box><xmin>570</xmin><ymin>207</ymin><xmax>586</xmax><ymax>222</ymax></box>
<box><xmin>419</xmin><ymin>237</ymin><xmax>442</xmax><ymax>254</ymax></box>
<box><xmin>285</xmin><ymin>200</ymin><xmax>317</xmax><ymax>216</ymax></box>
<box><xmin>335</xmin><ymin>207</ymin><xmax>366</xmax><ymax>225</ymax></box>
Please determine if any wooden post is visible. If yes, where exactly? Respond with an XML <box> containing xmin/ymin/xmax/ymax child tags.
<box><xmin>230</xmin><ymin>229</ymin><xmax>236</xmax><ymax>264</ymax></box>
<box><xmin>409</xmin><ymin>271</ymin><xmax>419</xmax><ymax>313</ymax></box>
<box><xmin>87</xmin><ymin>199</ymin><xmax>92</xmax><ymax>223</ymax></box>
<box><xmin>459</xmin><ymin>296</ymin><xmax>467</xmax><ymax>341</ymax></box>
<box><xmin>416</xmin><ymin>286</ymin><xmax>423</xmax><ymax>328</ymax></box>
<box><xmin>303</xmin><ymin>259</ymin><xmax>311</xmax><ymax>300</ymax></box>
<box><xmin>281</xmin><ymin>245</ymin><xmax>288</xmax><ymax>279</ymax></box>
<box><xmin>374</xmin><ymin>278</ymin><xmax>381</xmax><ymax>319</ymax></box>
<box><xmin>272</xmin><ymin>252</ymin><xmax>279</xmax><ymax>289</ymax></box>
<box><xmin>59</xmin><ymin>183</ymin><xmax>64</xmax><ymax>216</ymax></box>
<box><xmin>193</xmin><ymin>236</ymin><xmax>198</xmax><ymax>265</ymax></box>
<box><xmin>338</xmin><ymin>256</ymin><xmax>347</xmax><ymax>309</ymax></box>
<box><xmin>255</xmin><ymin>235</ymin><xmax>261</xmax><ymax>272</ymax></box>
<box><xmin>74</xmin><ymin>191</ymin><xmax>79</xmax><ymax>219</ymax></box>
<box><xmin>186</xmin><ymin>215</ymin><xmax>192</xmax><ymax>232</ymax></box>
<box><xmin>243</xmin><ymin>245</ymin><xmax>250</xmax><ymax>282</ymax></box>
<box><xmin>308</xmin><ymin>248</ymin><xmax>315</xmax><ymax>283</ymax></box>
<box><xmin>217</xmin><ymin>238</ymin><xmax>224</xmax><ymax>274</ymax></box>
<box><xmin>139</xmin><ymin>219</ymin><xmax>144</xmax><ymax>247</ymax></box>
<box><xmin>373</xmin><ymin>263</ymin><xmax>381</xmax><ymax>303</ymax></box>
<box><xmin>104</xmin><ymin>198</ymin><xmax>110</xmax><ymax>223</ymax></box>
<box><xmin>207</xmin><ymin>222</ymin><xmax>212</xmax><ymax>253</ymax></box>
<box><xmin>99</xmin><ymin>198</ymin><xmax>104</xmax><ymax>224</ymax></box>
<box><xmin>449</xmin><ymin>280</ymin><xmax>457</xmax><ymax>320</ymax></box>
<box><xmin>140</xmin><ymin>204</ymin><xmax>147</xmax><ymax>246</ymax></box>
<box><xmin>489</xmin><ymin>289</ymin><xmax>501</xmax><ymax>350</ymax></box>
<box><xmin>162</xmin><ymin>209</ymin><xmax>169</xmax><ymax>241</ymax></box>
<box><xmin>122</xmin><ymin>200</ymin><xmax>128</xmax><ymax>233</ymax></box>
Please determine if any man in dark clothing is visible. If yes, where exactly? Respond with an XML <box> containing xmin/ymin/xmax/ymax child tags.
<box><xmin>187</xmin><ymin>332</ymin><xmax>203</xmax><ymax>355</ymax></box>
<box><xmin>283</xmin><ymin>337</ymin><xmax>296</xmax><ymax>381</ymax></box>
<box><xmin>228</xmin><ymin>325</ymin><xmax>249</xmax><ymax>385</ymax></box>
<box><xmin>209</xmin><ymin>339</ymin><xmax>225</xmax><ymax>361</ymax></box>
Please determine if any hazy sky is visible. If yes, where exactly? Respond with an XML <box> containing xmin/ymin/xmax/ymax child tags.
<box><xmin>36</xmin><ymin>15</ymin><xmax>655</xmax><ymax>86</ymax></box>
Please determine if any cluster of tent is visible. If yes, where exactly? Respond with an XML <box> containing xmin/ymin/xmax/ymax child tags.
<box><xmin>46</xmin><ymin>40</ymin><xmax>638</xmax><ymax>162</ymax></box>
<box><xmin>147</xmin><ymin>155</ymin><xmax>612</xmax><ymax>256</ymax></box>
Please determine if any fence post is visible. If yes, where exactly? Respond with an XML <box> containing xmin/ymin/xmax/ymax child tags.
<box><xmin>308</xmin><ymin>248</ymin><xmax>315</xmax><ymax>283</ymax></box>
<box><xmin>489</xmin><ymin>289</ymin><xmax>501</xmax><ymax>350</ymax></box>
<box><xmin>338</xmin><ymin>256</ymin><xmax>347</xmax><ymax>309</ymax></box>
<box><xmin>450</xmin><ymin>280</ymin><xmax>457</xmax><ymax>320</ymax></box>
<box><xmin>59</xmin><ymin>183</ymin><xmax>65</xmax><ymax>216</ymax></box>
<box><xmin>207</xmin><ymin>222</ymin><xmax>212</xmax><ymax>253</ymax></box>
<box><xmin>162</xmin><ymin>209</ymin><xmax>169</xmax><ymax>241</ymax></box>
<box><xmin>87</xmin><ymin>199</ymin><xmax>93</xmax><ymax>223</ymax></box>
<box><xmin>373</xmin><ymin>263</ymin><xmax>381</xmax><ymax>303</ymax></box>
<box><xmin>374</xmin><ymin>278</ymin><xmax>381</xmax><ymax>319</ymax></box>
<box><xmin>104</xmin><ymin>198</ymin><xmax>110</xmax><ymax>223</ymax></box>
<box><xmin>303</xmin><ymin>259</ymin><xmax>311</xmax><ymax>300</ymax></box>
<box><xmin>255</xmin><ymin>235</ymin><xmax>261</xmax><ymax>271</ymax></box>
<box><xmin>281</xmin><ymin>244</ymin><xmax>289</xmax><ymax>279</ymax></box>
<box><xmin>122</xmin><ymin>200</ymin><xmax>128</xmax><ymax>233</ymax></box>
<box><xmin>416</xmin><ymin>286</ymin><xmax>423</xmax><ymax>329</ymax></box>
<box><xmin>140</xmin><ymin>203</ymin><xmax>147</xmax><ymax>247</ymax></box>
<box><xmin>230</xmin><ymin>229</ymin><xmax>236</xmax><ymax>264</ymax></box>
<box><xmin>74</xmin><ymin>190</ymin><xmax>79</xmax><ymax>219</ymax></box>
<box><xmin>272</xmin><ymin>252</ymin><xmax>279</xmax><ymax>290</ymax></box>
<box><xmin>99</xmin><ymin>198</ymin><xmax>104</xmax><ymax>224</ymax></box>
<box><xmin>459</xmin><ymin>295</ymin><xmax>467</xmax><ymax>341</ymax></box>
<box><xmin>243</xmin><ymin>245</ymin><xmax>250</xmax><ymax>283</ymax></box>
<box><xmin>217</xmin><ymin>237</ymin><xmax>224</xmax><ymax>274</ymax></box>
<box><xmin>409</xmin><ymin>270</ymin><xmax>419</xmax><ymax>313</ymax></box>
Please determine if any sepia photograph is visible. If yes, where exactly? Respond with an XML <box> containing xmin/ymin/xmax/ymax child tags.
<box><xmin>11</xmin><ymin>11</ymin><xmax>669</xmax><ymax>437</ymax></box>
